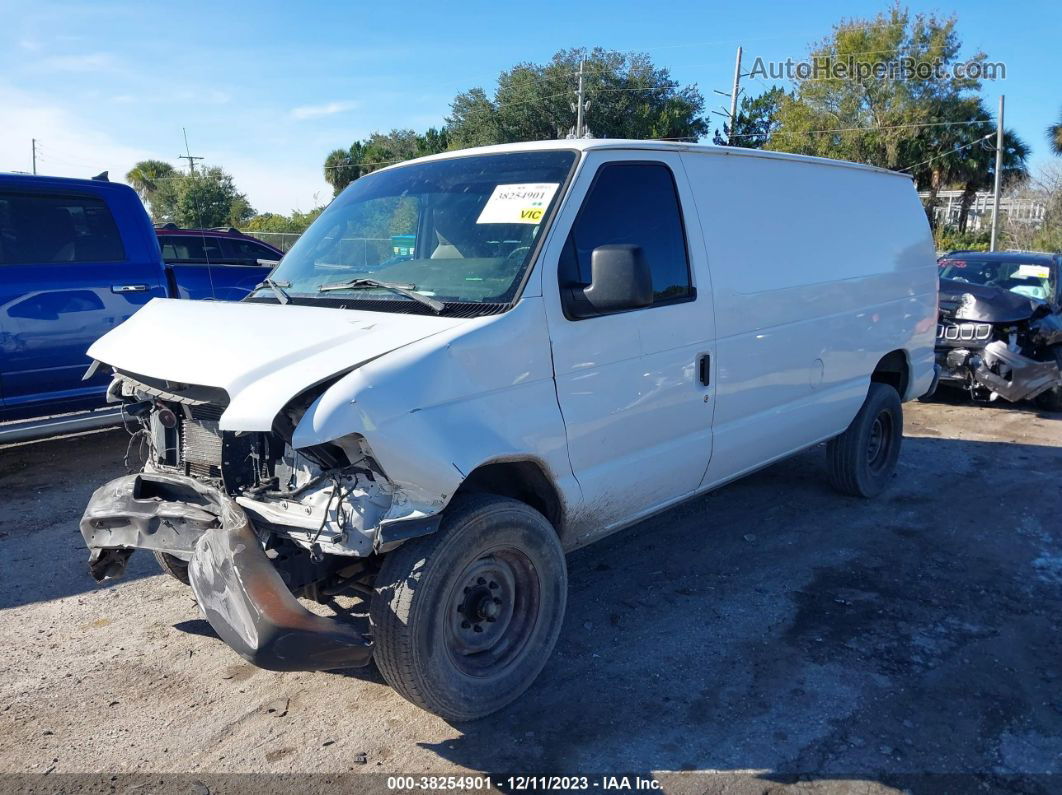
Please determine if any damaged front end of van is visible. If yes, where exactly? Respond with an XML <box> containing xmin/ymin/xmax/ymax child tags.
<box><xmin>76</xmin><ymin>299</ymin><xmax>476</xmax><ymax>672</ymax></box>
<box><xmin>79</xmin><ymin>371</ymin><xmax>437</xmax><ymax>671</ymax></box>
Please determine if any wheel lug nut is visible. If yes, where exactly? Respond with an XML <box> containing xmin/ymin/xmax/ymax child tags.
<box><xmin>477</xmin><ymin>577</ymin><xmax>486</xmax><ymax>585</ymax></box>
<box><xmin>493</xmin><ymin>597</ymin><xmax>502</xmax><ymax>605</ymax></box>
<box><xmin>463</xmin><ymin>586</ymin><xmax>470</xmax><ymax>594</ymax></box>
<box><xmin>461</xmin><ymin>620</ymin><xmax>471</xmax><ymax>629</ymax></box>
<box><xmin>473</xmin><ymin>625</ymin><xmax>483</xmax><ymax>633</ymax></box>
<box><xmin>489</xmin><ymin>581</ymin><xmax>498</xmax><ymax>589</ymax></box>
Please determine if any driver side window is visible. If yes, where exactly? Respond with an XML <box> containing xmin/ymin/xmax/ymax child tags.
<box><xmin>559</xmin><ymin>162</ymin><xmax>692</xmax><ymax>304</ymax></box>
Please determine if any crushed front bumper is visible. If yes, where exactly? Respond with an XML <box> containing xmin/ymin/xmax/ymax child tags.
<box><xmin>934</xmin><ymin>340</ymin><xmax>1062</xmax><ymax>403</ymax></box>
<box><xmin>80</xmin><ymin>473</ymin><xmax>373</xmax><ymax>671</ymax></box>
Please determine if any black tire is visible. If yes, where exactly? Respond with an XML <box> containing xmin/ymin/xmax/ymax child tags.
<box><xmin>370</xmin><ymin>495</ymin><xmax>567</xmax><ymax>721</ymax></box>
<box><xmin>1036</xmin><ymin>387</ymin><xmax>1062</xmax><ymax>413</ymax></box>
<box><xmin>827</xmin><ymin>382</ymin><xmax>903</xmax><ymax>498</ymax></box>
<box><xmin>153</xmin><ymin>551</ymin><xmax>191</xmax><ymax>585</ymax></box>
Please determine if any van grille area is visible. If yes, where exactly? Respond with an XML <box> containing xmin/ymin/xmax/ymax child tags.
<box><xmin>181</xmin><ymin>404</ymin><xmax>224</xmax><ymax>479</ymax></box>
<box><xmin>148</xmin><ymin>402</ymin><xmax>283</xmax><ymax>494</ymax></box>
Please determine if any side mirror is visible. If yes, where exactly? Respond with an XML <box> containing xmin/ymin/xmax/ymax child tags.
<box><xmin>567</xmin><ymin>244</ymin><xmax>653</xmax><ymax>318</ymax></box>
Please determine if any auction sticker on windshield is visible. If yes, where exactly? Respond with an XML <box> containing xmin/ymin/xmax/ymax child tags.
<box><xmin>477</xmin><ymin>183</ymin><xmax>559</xmax><ymax>225</ymax></box>
<box><xmin>1014</xmin><ymin>264</ymin><xmax>1051</xmax><ymax>280</ymax></box>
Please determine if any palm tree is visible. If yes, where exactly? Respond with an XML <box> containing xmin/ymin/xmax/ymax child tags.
<box><xmin>1049</xmin><ymin>107</ymin><xmax>1062</xmax><ymax>156</ymax></box>
<box><xmin>125</xmin><ymin>160</ymin><xmax>177</xmax><ymax>210</ymax></box>
<box><xmin>323</xmin><ymin>143</ymin><xmax>364</xmax><ymax>196</ymax></box>
<box><xmin>956</xmin><ymin>126</ymin><xmax>1030</xmax><ymax>232</ymax></box>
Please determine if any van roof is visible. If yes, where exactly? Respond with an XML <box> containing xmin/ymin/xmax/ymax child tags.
<box><xmin>381</xmin><ymin>138</ymin><xmax>912</xmax><ymax>180</ymax></box>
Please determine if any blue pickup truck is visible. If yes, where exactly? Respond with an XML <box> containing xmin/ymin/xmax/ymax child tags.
<box><xmin>0</xmin><ymin>173</ymin><xmax>275</xmax><ymax>441</ymax></box>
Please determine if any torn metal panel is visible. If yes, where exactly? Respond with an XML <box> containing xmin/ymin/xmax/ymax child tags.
<box><xmin>1032</xmin><ymin>313</ymin><xmax>1062</xmax><ymax>348</ymax></box>
<box><xmin>80</xmin><ymin>473</ymin><xmax>229</xmax><ymax>579</ymax></box>
<box><xmin>973</xmin><ymin>341</ymin><xmax>1062</xmax><ymax>403</ymax></box>
<box><xmin>187</xmin><ymin>510</ymin><xmax>373</xmax><ymax>671</ymax></box>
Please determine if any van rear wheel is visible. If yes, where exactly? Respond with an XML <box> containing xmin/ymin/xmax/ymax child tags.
<box><xmin>827</xmin><ymin>382</ymin><xmax>903</xmax><ymax>498</ymax></box>
<box><xmin>370</xmin><ymin>495</ymin><xmax>567</xmax><ymax>721</ymax></box>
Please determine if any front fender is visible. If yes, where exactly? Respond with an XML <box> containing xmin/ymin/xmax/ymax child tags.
<box><xmin>291</xmin><ymin>298</ymin><xmax>578</xmax><ymax>518</ymax></box>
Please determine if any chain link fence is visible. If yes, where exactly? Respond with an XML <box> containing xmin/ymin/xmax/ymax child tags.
<box><xmin>240</xmin><ymin>231</ymin><xmax>303</xmax><ymax>252</ymax></box>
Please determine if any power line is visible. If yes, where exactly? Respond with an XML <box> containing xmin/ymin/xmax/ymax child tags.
<box><xmin>899</xmin><ymin>132</ymin><xmax>994</xmax><ymax>174</ymax></box>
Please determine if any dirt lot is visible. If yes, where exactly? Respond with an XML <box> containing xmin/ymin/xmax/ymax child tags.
<box><xmin>1</xmin><ymin>397</ymin><xmax>1061</xmax><ymax>792</ymax></box>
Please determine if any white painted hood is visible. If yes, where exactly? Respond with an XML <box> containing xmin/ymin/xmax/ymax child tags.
<box><xmin>87</xmin><ymin>298</ymin><xmax>468</xmax><ymax>431</ymax></box>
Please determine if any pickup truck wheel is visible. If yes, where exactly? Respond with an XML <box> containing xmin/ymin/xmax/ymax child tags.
<box><xmin>153</xmin><ymin>551</ymin><xmax>190</xmax><ymax>585</ymax></box>
<box><xmin>826</xmin><ymin>382</ymin><xmax>903</xmax><ymax>498</ymax></box>
<box><xmin>370</xmin><ymin>495</ymin><xmax>567</xmax><ymax>721</ymax></box>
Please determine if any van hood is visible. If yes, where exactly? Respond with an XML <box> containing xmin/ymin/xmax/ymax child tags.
<box><xmin>87</xmin><ymin>298</ymin><xmax>468</xmax><ymax>431</ymax></box>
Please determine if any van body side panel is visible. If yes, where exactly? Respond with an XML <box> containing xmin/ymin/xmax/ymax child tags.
<box><xmin>680</xmin><ymin>151</ymin><xmax>936</xmax><ymax>488</ymax></box>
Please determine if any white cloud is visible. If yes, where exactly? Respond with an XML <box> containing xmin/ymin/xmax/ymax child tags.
<box><xmin>38</xmin><ymin>52</ymin><xmax>118</xmax><ymax>72</ymax></box>
<box><xmin>290</xmin><ymin>100</ymin><xmax>358</xmax><ymax>120</ymax></box>
<box><xmin>0</xmin><ymin>82</ymin><xmax>151</xmax><ymax>180</ymax></box>
<box><xmin>0</xmin><ymin>82</ymin><xmax>333</xmax><ymax>215</ymax></box>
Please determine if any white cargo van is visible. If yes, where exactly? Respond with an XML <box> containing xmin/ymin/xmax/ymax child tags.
<box><xmin>80</xmin><ymin>140</ymin><xmax>937</xmax><ymax>720</ymax></box>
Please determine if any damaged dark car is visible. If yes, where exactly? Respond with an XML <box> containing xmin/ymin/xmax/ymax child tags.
<box><xmin>935</xmin><ymin>251</ymin><xmax>1062</xmax><ymax>410</ymax></box>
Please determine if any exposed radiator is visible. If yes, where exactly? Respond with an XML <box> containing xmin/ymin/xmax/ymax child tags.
<box><xmin>181</xmin><ymin>404</ymin><xmax>224</xmax><ymax>479</ymax></box>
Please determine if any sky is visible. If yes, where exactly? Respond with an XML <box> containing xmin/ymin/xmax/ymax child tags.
<box><xmin>2</xmin><ymin>0</ymin><xmax>1059</xmax><ymax>215</ymax></box>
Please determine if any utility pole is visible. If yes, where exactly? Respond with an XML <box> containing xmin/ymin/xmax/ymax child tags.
<box><xmin>178</xmin><ymin>127</ymin><xmax>204</xmax><ymax>174</ymax></box>
<box><xmin>32</xmin><ymin>138</ymin><xmax>37</xmax><ymax>175</ymax></box>
<box><xmin>989</xmin><ymin>95</ymin><xmax>1005</xmax><ymax>252</ymax></box>
<box><xmin>728</xmin><ymin>46</ymin><xmax>743</xmax><ymax>145</ymax></box>
<box><xmin>575</xmin><ymin>59</ymin><xmax>586</xmax><ymax>138</ymax></box>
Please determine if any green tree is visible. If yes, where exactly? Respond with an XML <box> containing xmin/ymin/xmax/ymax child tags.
<box><xmin>447</xmin><ymin>47</ymin><xmax>708</xmax><ymax>148</ymax></box>
<box><xmin>125</xmin><ymin>159</ymin><xmax>177</xmax><ymax>220</ymax></box>
<box><xmin>1049</xmin><ymin>108</ymin><xmax>1062</xmax><ymax>155</ymax></box>
<box><xmin>323</xmin><ymin>128</ymin><xmax>451</xmax><ymax>196</ymax></box>
<box><xmin>766</xmin><ymin>5</ymin><xmax>987</xmax><ymax>170</ymax></box>
<box><xmin>246</xmin><ymin>207</ymin><xmax>325</xmax><ymax>233</ymax></box>
<box><xmin>152</xmin><ymin>166</ymin><xmax>253</xmax><ymax>228</ymax></box>
<box><xmin>713</xmin><ymin>87</ymin><xmax>788</xmax><ymax>148</ymax></box>
<box><xmin>323</xmin><ymin>142</ymin><xmax>365</xmax><ymax>195</ymax></box>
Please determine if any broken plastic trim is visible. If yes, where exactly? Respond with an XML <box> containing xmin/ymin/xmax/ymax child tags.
<box><xmin>188</xmin><ymin>511</ymin><xmax>373</xmax><ymax>671</ymax></box>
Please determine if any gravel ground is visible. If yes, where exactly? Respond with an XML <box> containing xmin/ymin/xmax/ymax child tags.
<box><xmin>1</xmin><ymin>397</ymin><xmax>1061</xmax><ymax>792</ymax></box>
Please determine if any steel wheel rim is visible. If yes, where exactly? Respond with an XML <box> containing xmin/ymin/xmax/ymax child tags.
<box><xmin>866</xmin><ymin>411</ymin><xmax>892</xmax><ymax>473</ymax></box>
<box><xmin>444</xmin><ymin>548</ymin><xmax>540</xmax><ymax>678</ymax></box>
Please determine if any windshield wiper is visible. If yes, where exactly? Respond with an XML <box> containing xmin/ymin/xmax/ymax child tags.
<box><xmin>253</xmin><ymin>277</ymin><xmax>291</xmax><ymax>305</ymax></box>
<box><xmin>318</xmin><ymin>278</ymin><xmax>444</xmax><ymax>313</ymax></box>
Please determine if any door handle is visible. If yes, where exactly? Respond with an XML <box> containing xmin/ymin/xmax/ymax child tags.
<box><xmin>698</xmin><ymin>354</ymin><xmax>711</xmax><ymax>386</ymax></box>
<box><xmin>111</xmin><ymin>284</ymin><xmax>149</xmax><ymax>293</ymax></box>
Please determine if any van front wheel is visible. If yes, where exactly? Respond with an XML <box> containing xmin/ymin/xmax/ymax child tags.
<box><xmin>827</xmin><ymin>382</ymin><xmax>903</xmax><ymax>498</ymax></box>
<box><xmin>370</xmin><ymin>495</ymin><xmax>567</xmax><ymax>721</ymax></box>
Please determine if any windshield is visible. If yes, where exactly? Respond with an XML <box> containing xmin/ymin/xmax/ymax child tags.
<box><xmin>265</xmin><ymin>150</ymin><xmax>577</xmax><ymax>311</ymax></box>
<box><xmin>939</xmin><ymin>257</ymin><xmax>1057</xmax><ymax>302</ymax></box>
